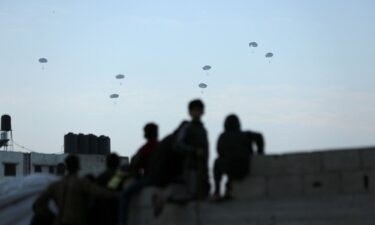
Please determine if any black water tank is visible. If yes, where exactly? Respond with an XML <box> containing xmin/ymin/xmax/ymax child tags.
<box><xmin>77</xmin><ymin>134</ymin><xmax>89</xmax><ymax>154</ymax></box>
<box><xmin>98</xmin><ymin>135</ymin><xmax>111</xmax><ymax>155</ymax></box>
<box><xmin>88</xmin><ymin>134</ymin><xmax>98</xmax><ymax>154</ymax></box>
<box><xmin>1</xmin><ymin>115</ymin><xmax>11</xmax><ymax>131</ymax></box>
<box><xmin>64</xmin><ymin>133</ymin><xmax>78</xmax><ymax>154</ymax></box>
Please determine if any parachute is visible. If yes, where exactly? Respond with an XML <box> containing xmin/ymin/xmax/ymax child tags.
<box><xmin>116</xmin><ymin>74</ymin><xmax>125</xmax><ymax>79</ymax></box>
<box><xmin>115</xmin><ymin>74</ymin><xmax>125</xmax><ymax>85</ymax></box>
<box><xmin>0</xmin><ymin>174</ymin><xmax>58</xmax><ymax>225</ymax></box>
<box><xmin>202</xmin><ymin>65</ymin><xmax>211</xmax><ymax>71</ymax></box>
<box><xmin>38</xmin><ymin>58</ymin><xmax>48</xmax><ymax>70</ymax></box>
<box><xmin>110</xmin><ymin>94</ymin><xmax>119</xmax><ymax>99</ymax></box>
<box><xmin>198</xmin><ymin>83</ymin><xmax>207</xmax><ymax>89</ymax></box>
<box><xmin>38</xmin><ymin>58</ymin><xmax>48</xmax><ymax>63</ymax></box>
<box><xmin>265</xmin><ymin>52</ymin><xmax>274</xmax><ymax>63</ymax></box>
<box><xmin>249</xmin><ymin>42</ymin><xmax>258</xmax><ymax>53</ymax></box>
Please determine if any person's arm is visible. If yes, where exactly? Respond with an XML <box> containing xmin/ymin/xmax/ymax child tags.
<box><xmin>253</xmin><ymin>132</ymin><xmax>265</xmax><ymax>155</ymax></box>
<box><xmin>84</xmin><ymin>179</ymin><xmax>117</xmax><ymax>199</ymax></box>
<box><xmin>33</xmin><ymin>184</ymin><xmax>54</xmax><ymax>214</ymax></box>
<box><xmin>216</xmin><ymin>134</ymin><xmax>225</xmax><ymax>157</ymax></box>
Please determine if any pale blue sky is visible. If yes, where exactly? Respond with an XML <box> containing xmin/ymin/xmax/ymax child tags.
<box><xmin>1</xmin><ymin>0</ymin><xmax>375</xmax><ymax>160</ymax></box>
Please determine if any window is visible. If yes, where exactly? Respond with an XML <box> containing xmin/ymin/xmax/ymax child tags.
<box><xmin>49</xmin><ymin>166</ymin><xmax>55</xmax><ymax>174</ymax></box>
<box><xmin>4</xmin><ymin>163</ymin><xmax>16</xmax><ymax>176</ymax></box>
<box><xmin>34</xmin><ymin>165</ymin><xmax>42</xmax><ymax>173</ymax></box>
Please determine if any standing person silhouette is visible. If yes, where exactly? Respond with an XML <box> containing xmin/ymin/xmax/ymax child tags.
<box><xmin>32</xmin><ymin>155</ymin><xmax>115</xmax><ymax>225</ymax></box>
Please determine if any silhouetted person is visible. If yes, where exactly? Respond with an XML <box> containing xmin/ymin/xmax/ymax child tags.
<box><xmin>174</xmin><ymin>99</ymin><xmax>210</xmax><ymax>199</ymax></box>
<box><xmin>97</xmin><ymin>153</ymin><xmax>120</xmax><ymax>187</ymax></box>
<box><xmin>94</xmin><ymin>153</ymin><xmax>121</xmax><ymax>225</ymax></box>
<box><xmin>131</xmin><ymin>123</ymin><xmax>159</xmax><ymax>178</ymax></box>
<box><xmin>152</xmin><ymin>99</ymin><xmax>210</xmax><ymax>217</ymax></box>
<box><xmin>118</xmin><ymin>123</ymin><xmax>159</xmax><ymax>225</ymax></box>
<box><xmin>33</xmin><ymin>155</ymin><xmax>115</xmax><ymax>225</ymax></box>
<box><xmin>56</xmin><ymin>163</ymin><xmax>65</xmax><ymax>176</ymax></box>
<box><xmin>212</xmin><ymin>114</ymin><xmax>264</xmax><ymax>200</ymax></box>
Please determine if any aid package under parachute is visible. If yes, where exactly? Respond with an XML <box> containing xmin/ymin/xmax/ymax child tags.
<box><xmin>0</xmin><ymin>174</ymin><xmax>58</xmax><ymax>225</ymax></box>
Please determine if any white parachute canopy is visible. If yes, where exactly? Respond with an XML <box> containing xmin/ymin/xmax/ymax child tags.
<box><xmin>199</xmin><ymin>83</ymin><xmax>208</xmax><ymax>89</ymax></box>
<box><xmin>110</xmin><ymin>94</ymin><xmax>119</xmax><ymax>99</ymax></box>
<box><xmin>115</xmin><ymin>74</ymin><xmax>125</xmax><ymax>79</ymax></box>
<box><xmin>249</xmin><ymin>42</ymin><xmax>258</xmax><ymax>47</ymax></box>
<box><xmin>38</xmin><ymin>58</ymin><xmax>48</xmax><ymax>63</ymax></box>
<box><xmin>202</xmin><ymin>65</ymin><xmax>211</xmax><ymax>71</ymax></box>
<box><xmin>38</xmin><ymin>58</ymin><xmax>48</xmax><ymax>70</ymax></box>
<box><xmin>265</xmin><ymin>52</ymin><xmax>274</xmax><ymax>58</ymax></box>
<box><xmin>0</xmin><ymin>174</ymin><xmax>58</xmax><ymax>225</ymax></box>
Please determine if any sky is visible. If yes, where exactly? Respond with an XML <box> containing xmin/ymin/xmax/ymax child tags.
<box><xmin>0</xmin><ymin>0</ymin><xmax>375</xmax><ymax>162</ymax></box>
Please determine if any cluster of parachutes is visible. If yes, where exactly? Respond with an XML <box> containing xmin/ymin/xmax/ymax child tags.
<box><xmin>110</xmin><ymin>74</ymin><xmax>125</xmax><ymax>102</ymax></box>
<box><xmin>197</xmin><ymin>41</ymin><xmax>274</xmax><ymax>93</ymax></box>
<box><xmin>249</xmin><ymin>41</ymin><xmax>274</xmax><ymax>62</ymax></box>
<box><xmin>37</xmin><ymin>57</ymin><xmax>124</xmax><ymax>103</ymax></box>
<box><xmin>198</xmin><ymin>65</ymin><xmax>211</xmax><ymax>92</ymax></box>
<box><xmin>39</xmin><ymin>41</ymin><xmax>274</xmax><ymax>97</ymax></box>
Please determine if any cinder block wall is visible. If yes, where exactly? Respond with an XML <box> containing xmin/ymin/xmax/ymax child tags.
<box><xmin>234</xmin><ymin>147</ymin><xmax>375</xmax><ymax>199</ymax></box>
<box><xmin>129</xmin><ymin>147</ymin><xmax>375</xmax><ymax>225</ymax></box>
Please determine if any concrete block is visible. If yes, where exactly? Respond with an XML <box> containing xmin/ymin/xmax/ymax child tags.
<box><xmin>341</xmin><ymin>171</ymin><xmax>370</xmax><ymax>194</ymax></box>
<box><xmin>303</xmin><ymin>173</ymin><xmax>341</xmax><ymax>196</ymax></box>
<box><xmin>251</xmin><ymin>155</ymin><xmax>287</xmax><ymax>176</ymax></box>
<box><xmin>132</xmin><ymin>187</ymin><xmax>157</xmax><ymax>208</ymax></box>
<box><xmin>267</xmin><ymin>175</ymin><xmax>303</xmax><ymax>198</ymax></box>
<box><xmin>360</xmin><ymin>148</ymin><xmax>375</xmax><ymax>169</ymax></box>
<box><xmin>284</xmin><ymin>152</ymin><xmax>322</xmax><ymax>175</ymax></box>
<box><xmin>156</xmin><ymin>202</ymin><xmax>197</xmax><ymax>225</ymax></box>
<box><xmin>232</xmin><ymin>176</ymin><xmax>267</xmax><ymax>199</ymax></box>
<box><xmin>366</xmin><ymin>171</ymin><xmax>375</xmax><ymax>193</ymax></box>
<box><xmin>322</xmin><ymin>150</ymin><xmax>360</xmax><ymax>172</ymax></box>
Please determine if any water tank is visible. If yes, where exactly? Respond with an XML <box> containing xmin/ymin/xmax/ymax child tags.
<box><xmin>1</xmin><ymin>115</ymin><xmax>11</xmax><ymax>131</ymax></box>
<box><xmin>64</xmin><ymin>133</ymin><xmax>78</xmax><ymax>154</ymax></box>
<box><xmin>77</xmin><ymin>133</ymin><xmax>89</xmax><ymax>154</ymax></box>
<box><xmin>98</xmin><ymin>135</ymin><xmax>111</xmax><ymax>155</ymax></box>
<box><xmin>88</xmin><ymin>134</ymin><xmax>98</xmax><ymax>154</ymax></box>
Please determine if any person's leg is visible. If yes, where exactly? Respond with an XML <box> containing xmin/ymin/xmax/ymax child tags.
<box><xmin>224</xmin><ymin>176</ymin><xmax>233</xmax><ymax>199</ymax></box>
<box><xmin>213</xmin><ymin>158</ymin><xmax>225</xmax><ymax>197</ymax></box>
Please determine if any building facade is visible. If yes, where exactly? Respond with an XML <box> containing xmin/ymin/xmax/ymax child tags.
<box><xmin>0</xmin><ymin>151</ymin><xmax>128</xmax><ymax>180</ymax></box>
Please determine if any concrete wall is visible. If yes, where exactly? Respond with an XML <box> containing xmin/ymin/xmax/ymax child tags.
<box><xmin>232</xmin><ymin>147</ymin><xmax>375</xmax><ymax>199</ymax></box>
<box><xmin>128</xmin><ymin>147</ymin><xmax>375</xmax><ymax>225</ymax></box>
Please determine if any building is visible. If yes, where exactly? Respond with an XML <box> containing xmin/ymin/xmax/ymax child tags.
<box><xmin>0</xmin><ymin>151</ymin><xmax>128</xmax><ymax>180</ymax></box>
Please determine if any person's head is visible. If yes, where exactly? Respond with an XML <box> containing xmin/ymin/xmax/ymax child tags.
<box><xmin>106</xmin><ymin>153</ymin><xmax>120</xmax><ymax>170</ymax></box>
<box><xmin>56</xmin><ymin>163</ymin><xmax>66</xmax><ymax>176</ymax></box>
<box><xmin>188</xmin><ymin>99</ymin><xmax>204</xmax><ymax>121</ymax></box>
<box><xmin>144</xmin><ymin>123</ymin><xmax>158</xmax><ymax>140</ymax></box>
<box><xmin>65</xmin><ymin>154</ymin><xmax>80</xmax><ymax>174</ymax></box>
<box><xmin>224</xmin><ymin>114</ymin><xmax>241</xmax><ymax>132</ymax></box>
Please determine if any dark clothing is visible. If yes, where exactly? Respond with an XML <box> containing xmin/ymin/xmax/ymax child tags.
<box><xmin>118</xmin><ymin>140</ymin><xmax>158</xmax><ymax>225</ymax></box>
<box><xmin>94</xmin><ymin>169</ymin><xmax>118</xmax><ymax>225</ymax></box>
<box><xmin>33</xmin><ymin>174</ymin><xmax>115</xmax><ymax>225</ymax></box>
<box><xmin>131</xmin><ymin>139</ymin><xmax>158</xmax><ymax>177</ymax></box>
<box><xmin>174</xmin><ymin>120</ymin><xmax>210</xmax><ymax>199</ymax></box>
<box><xmin>149</xmin><ymin>121</ymin><xmax>188</xmax><ymax>187</ymax></box>
<box><xmin>97</xmin><ymin>168</ymin><xmax>117</xmax><ymax>187</ymax></box>
<box><xmin>214</xmin><ymin>130</ymin><xmax>264</xmax><ymax>183</ymax></box>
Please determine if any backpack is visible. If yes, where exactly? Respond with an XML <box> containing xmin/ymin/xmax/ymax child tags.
<box><xmin>149</xmin><ymin>121</ymin><xmax>188</xmax><ymax>187</ymax></box>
